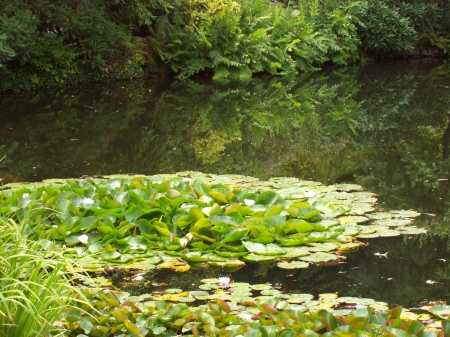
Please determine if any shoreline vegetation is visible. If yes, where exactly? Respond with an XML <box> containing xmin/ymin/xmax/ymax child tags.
<box><xmin>0</xmin><ymin>0</ymin><xmax>449</xmax><ymax>91</ymax></box>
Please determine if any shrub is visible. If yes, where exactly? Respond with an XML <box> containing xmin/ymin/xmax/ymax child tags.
<box><xmin>356</xmin><ymin>0</ymin><xmax>418</xmax><ymax>57</ymax></box>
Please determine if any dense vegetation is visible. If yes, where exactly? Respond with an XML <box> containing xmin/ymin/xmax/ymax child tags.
<box><xmin>1</xmin><ymin>0</ymin><xmax>449</xmax><ymax>89</ymax></box>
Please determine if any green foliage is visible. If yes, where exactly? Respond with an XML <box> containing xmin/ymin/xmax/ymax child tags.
<box><xmin>0</xmin><ymin>217</ymin><xmax>88</xmax><ymax>337</ymax></box>
<box><xmin>356</xmin><ymin>0</ymin><xmax>418</xmax><ymax>56</ymax></box>
<box><xmin>152</xmin><ymin>0</ymin><xmax>362</xmax><ymax>79</ymax></box>
<box><xmin>0</xmin><ymin>0</ymin><xmax>167</xmax><ymax>90</ymax></box>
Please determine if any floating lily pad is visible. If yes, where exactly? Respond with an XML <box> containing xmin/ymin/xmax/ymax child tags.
<box><xmin>299</xmin><ymin>252</ymin><xmax>337</xmax><ymax>263</ymax></box>
<box><xmin>366</xmin><ymin>212</ymin><xmax>392</xmax><ymax>220</ymax></box>
<box><xmin>376</xmin><ymin>229</ymin><xmax>402</xmax><ymax>237</ymax></box>
<box><xmin>243</xmin><ymin>253</ymin><xmax>277</xmax><ymax>262</ymax></box>
<box><xmin>389</xmin><ymin>210</ymin><xmax>421</xmax><ymax>218</ymax></box>
<box><xmin>250</xmin><ymin>284</ymin><xmax>273</xmax><ymax>291</ymax></box>
<box><xmin>375</xmin><ymin>219</ymin><xmax>412</xmax><ymax>227</ymax></box>
<box><xmin>397</xmin><ymin>227</ymin><xmax>427</xmax><ymax>235</ymax></box>
<box><xmin>277</xmin><ymin>261</ymin><xmax>309</xmax><ymax>269</ymax></box>
<box><xmin>339</xmin><ymin>216</ymin><xmax>369</xmax><ymax>224</ymax></box>
<box><xmin>242</xmin><ymin>241</ymin><xmax>286</xmax><ymax>256</ymax></box>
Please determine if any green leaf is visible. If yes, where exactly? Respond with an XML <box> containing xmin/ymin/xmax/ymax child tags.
<box><xmin>197</xmin><ymin>311</ymin><xmax>215</xmax><ymax>326</ymax></box>
<box><xmin>256</xmin><ymin>191</ymin><xmax>279</xmax><ymax>205</ymax></box>
<box><xmin>222</xmin><ymin>228</ymin><xmax>249</xmax><ymax>243</ymax></box>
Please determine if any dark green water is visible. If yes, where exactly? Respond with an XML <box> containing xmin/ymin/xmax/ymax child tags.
<box><xmin>1</xmin><ymin>61</ymin><xmax>450</xmax><ymax>307</ymax></box>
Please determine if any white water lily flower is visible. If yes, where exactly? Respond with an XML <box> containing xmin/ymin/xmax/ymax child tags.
<box><xmin>200</xmin><ymin>195</ymin><xmax>213</xmax><ymax>204</ymax></box>
<box><xmin>22</xmin><ymin>193</ymin><xmax>30</xmax><ymax>198</ymax></box>
<box><xmin>78</xmin><ymin>234</ymin><xmax>89</xmax><ymax>244</ymax></box>
<box><xmin>237</xmin><ymin>312</ymin><xmax>253</xmax><ymax>321</ymax></box>
<box><xmin>179</xmin><ymin>238</ymin><xmax>188</xmax><ymax>248</ymax></box>
<box><xmin>244</xmin><ymin>199</ymin><xmax>255</xmax><ymax>206</ymax></box>
<box><xmin>218</xmin><ymin>276</ymin><xmax>231</xmax><ymax>288</ymax></box>
<box><xmin>82</xmin><ymin>197</ymin><xmax>94</xmax><ymax>205</ymax></box>
<box><xmin>304</xmin><ymin>190</ymin><xmax>317</xmax><ymax>198</ymax></box>
<box><xmin>186</xmin><ymin>233</ymin><xmax>193</xmax><ymax>241</ymax></box>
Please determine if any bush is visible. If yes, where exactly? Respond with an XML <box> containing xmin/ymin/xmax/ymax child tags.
<box><xmin>356</xmin><ymin>0</ymin><xmax>418</xmax><ymax>57</ymax></box>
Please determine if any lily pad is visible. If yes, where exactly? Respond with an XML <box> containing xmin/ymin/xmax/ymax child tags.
<box><xmin>277</xmin><ymin>261</ymin><xmax>309</xmax><ymax>269</ymax></box>
<box><xmin>299</xmin><ymin>252</ymin><xmax>337</xmax><ymax>263</ymax></box>
<box><xmin>242</xmin><ymin>241</ymin><xmax>286</xmax><ymax>256</ymax></box>
<box><xmin>243</xmin><ymin>253</ymin><xmax>277</xmax><ymax>262</ymax></box>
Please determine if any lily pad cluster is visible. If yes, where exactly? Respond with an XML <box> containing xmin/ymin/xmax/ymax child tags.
<box><xmin>65</xmin><ymin>280</ymin><xmax>449</xmax><ymax>337</ymax></box>
<box><xmin>0</xmin><ymin>172</ymin><xmax>424</xmax><ymax>271</ymax></box>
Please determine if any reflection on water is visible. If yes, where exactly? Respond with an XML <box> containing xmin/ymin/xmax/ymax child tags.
<box><xmin>1</xmin><ymin>62</ymin><xmax>450</xmax><ymax>307</ymax></box>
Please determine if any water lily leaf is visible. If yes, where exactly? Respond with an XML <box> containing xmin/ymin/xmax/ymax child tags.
<box><xmin>222</xmin><ymin>228</ymin><xmax>249</xmax><ymax>243</ymax></box>
<box><xmin>225</xmin><ymin>203</ymin><xmax>253</xmax><ymax>216</ymax></box>
<box><xmin>377</xmin><ymin>229</ymin><xmax>401</xmax><ymax>237</ymax></box>
<box><xmin>242</xmin><ymin>241</ymin><xmax>286</xmax><ymax>256</ymax></box>
<box><xmin>278</xmin><ymin>236</ymin><xmax>308</xmax><ymax>246</ymax></box>
<box><xmin>80</xmin><ymin>318</ymin><xmax>93</xmax><ymax>334</ymax></box>
<box><xmin>298</xmin><ymin>208</ymin><xmax>321</xmax><ymax>220</ymax></box>
<box><xmin>256</xmin><ymin>190</ymin><xmax>279</xmax><ymax>205</ymax></box>
<box><xmin>357</xmin><ymin>232</ymin><xmax>380</xmax><ymax>239</ymax></box>
<box><xmin>397</xmin><ymin>227</ymin><xmax>427</xmax><ymax>235</ymax></box>
<box><xmin>299</xmin><ymin>252</ymin><xmax>336</xmax><ymax>263</ymax></box>
<box><xmin>313</xmin><ymin>201</ymin><xmax>345</xmax><ymax>217</ymax></box>
<box><xmin>277</xmin><ymin>261</ymin><xmax>309</xmax><ymax>269</ymax></box>
<box><xmin>285</xmin><ymin>294</ymin><xmax>314</xmax><ymax>303</ymax></box>
<box><xmin>264</xmin><ymin>205</ymin><xmax>285</xmax><ymax>218</ymax></box>
<box><xmin>250</xmin><ymin>284</ymin><xmax>273</xmax><ymax>291</ymax></box>
<box><xmin>208</xmin><ymin>191</ymin><xmax>228</xmax><ymax>204</ymax></box>
<box><xmin>177</xmin><ymin>297</ymin><xmax>196</xmax><ymax>303</ymax></box>
<box><xmin>336</xmin><ymin>242</ymin><xmax>360</xmax><ymax>252</ymax></box>
<box><xmin>284</xmin><ymin>221</ymin><xmax>314</xmax><ymax>234</ymax></box>
<box><xmin>243</xmin><ymin>253</ymin><xmax>277</xmax><ymax>262</ymax></box>
<box><xmin>339</xmin><ymin>216</ymin><xmax>369</xmax><ymax>224</ymax></box>
<box><xmin>374</xmin><ymin>219</ymin><xmax>412</xmax><ymax>227</ymax></box>
<box><xmin>366</xmin><ymin>212</ymin><xmax>392</xmax><ymax>220</ymax></box>
<box><xmin>126</xmin><ymin>235</ymin><xmax>148</xmax><ymax>250</ymax></box>
<box><xmin>180</xmin><ymin>251</ymin><xmax>209</xmax><ymax>262</ymax></box>
<box><xmin>428</xmin><ymin>305</ymin><xmax>450</xmax><ymax>319</ymax></box>
<box><xmin>307</xmin><ymin>242</ymin><xmax>340</xmax><ymax>252</ymax></box>
<box><xmin>197</xmin><ymin>311</ymin><xmax>215</xmax><ymax>326</ymax></box>
<box><xmin>165</xmin><ymin>288</ymin><xmax>182</xmax><ymax>293</ymax></box>
<box><xmin>282</xmin><ymin>247</ymin><xmax>310</xmax><ymax>258</ymax></box>
<box><xmin>153</xmin><ymin>221</ymin><xmax>172</xmax><ymax>237</ymax></box>
<box><xmin>216</xmin><ymin>299</ymin><xmax>231</xmax><ymax>313</ymax></box>
<box><xmin>99</xmin><ymin>251</ymin><xmax>121</xmax><ymax>261</ymax></box>
<box><xmin>215</xmin><ymin>250</ymin><xmax>249</xmax><ymax>258</ymax></box>
<box><xmin>152</xmin><ymin>326</ymin><xmax>167</xmax><ymax>335</ymax></box>
<box><xmin>389</xmin><ymin>210</ymin><xmax>421</xmax><ymax>218</ymax></box>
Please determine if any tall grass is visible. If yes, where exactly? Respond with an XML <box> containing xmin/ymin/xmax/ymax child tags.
<box><xmin>0</xmin><ymin>217</ymin><xmax>87</xmax><ymax>337</ymax></box>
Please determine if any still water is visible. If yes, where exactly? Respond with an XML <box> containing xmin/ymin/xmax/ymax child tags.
<box><xmin>1</xmin><ymin>61</ymin><xmax>450</xmax><ymax>308</ymax></box>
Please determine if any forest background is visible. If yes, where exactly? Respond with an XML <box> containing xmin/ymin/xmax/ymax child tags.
<box><xmin>1</xmin><ymin>0</ymin><xmax>449</xmax><ymax>91</ymax></box>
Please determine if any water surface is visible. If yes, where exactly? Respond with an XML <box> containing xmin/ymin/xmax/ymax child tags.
<box><xmin>1</xmin><ymin>61</ymin><xmax>450</xmax><ymax>307</ymax></box>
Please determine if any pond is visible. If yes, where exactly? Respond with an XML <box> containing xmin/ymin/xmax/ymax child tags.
<box><xmin>1</xmin><ymin>61</ymin><xmax>450</xmax><ymax>309</ymax></box>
